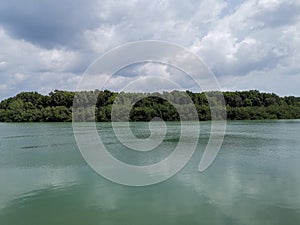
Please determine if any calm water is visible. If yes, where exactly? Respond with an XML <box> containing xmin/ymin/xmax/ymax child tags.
<box><xmin>0</xmin><ymin>120</ymin><xmax>300</xmax><ymax>225</ymax></box>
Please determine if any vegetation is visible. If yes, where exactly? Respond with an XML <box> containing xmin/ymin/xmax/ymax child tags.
<box><xmin>0</xmin><ymin>90</ymin><xmax>299</xmax><ymax>122</ymax></box>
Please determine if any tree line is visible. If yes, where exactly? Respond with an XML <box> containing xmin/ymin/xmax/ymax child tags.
<box><xmin>0</xmin><ymin>90</ymin><xmax>299</xmax><ymax>122</ymax></box>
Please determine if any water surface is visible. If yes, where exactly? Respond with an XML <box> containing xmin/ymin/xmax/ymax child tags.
<box><xmin>0</xmin><ymin>120</ymin><xmax>300</xmax><ymax>225</ymax></box>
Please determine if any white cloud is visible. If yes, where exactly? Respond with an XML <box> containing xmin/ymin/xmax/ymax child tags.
<box><xmin>189</xmin><ymin>0</ymin><xmax>300</xmax><ymax>95</ymax></box>
<box><xmin>0</xmin><ymin>0</ymin><xmax>299</xmax><ymax>98</ymax></box>
<box><xmin>37</xmin><ymin>49</ymin><xmax>80</xmax><ymax>72</ymax></box>
<box><xmin>0</xmin><ymin>27</ymin><xmax>83</xmax><ymax>99</ymax></box>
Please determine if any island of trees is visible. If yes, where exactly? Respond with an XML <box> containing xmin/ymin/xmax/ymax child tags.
<box><xmin>0</xmin><ymin>90</ymin><xmax>299</xmax><ymax>122</ymax></box>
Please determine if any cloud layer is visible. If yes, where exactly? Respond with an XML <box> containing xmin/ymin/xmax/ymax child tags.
<box><xmin>0</xmin><ymin>0</ymin><xmax>299</xmax><ymax>99</ymax></box>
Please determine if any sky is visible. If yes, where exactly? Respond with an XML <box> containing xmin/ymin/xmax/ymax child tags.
<box><xmin>0</xmin><ymin>0</ymin><xmax>299</xmax><ymax>99</ymax></box>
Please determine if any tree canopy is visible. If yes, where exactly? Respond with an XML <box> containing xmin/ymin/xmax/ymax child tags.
<box><xmin>0</xmin><ymin>90</ymin><xmax>299</xmax><ymax>122</ymax></box>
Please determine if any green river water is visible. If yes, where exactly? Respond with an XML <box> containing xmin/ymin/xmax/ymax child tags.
<box><xmin>0</xmin><ymin>120</ymin><xmax>299</xmax><ymax>225</ymax></box>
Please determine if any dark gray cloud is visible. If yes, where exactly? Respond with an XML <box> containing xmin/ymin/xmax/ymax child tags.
<box><xmin>0</xmin><ymin>0</ymin><xmax>100</xmax><ymax>49</ymax></box>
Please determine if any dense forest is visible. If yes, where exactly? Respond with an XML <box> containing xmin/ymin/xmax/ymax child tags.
<box><xmin>0</xmin><ymin>90</ymin><xmax>299</xmax><ymax>122</ymax></box>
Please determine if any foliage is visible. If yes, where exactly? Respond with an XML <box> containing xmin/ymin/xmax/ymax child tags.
<box><xmin>0</xmin><ymin>90</ymin><xmax>299</xmax><ymax>122</ymax></box>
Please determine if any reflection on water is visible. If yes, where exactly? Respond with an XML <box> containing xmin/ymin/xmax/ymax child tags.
<box><xmin>0</xmin><ymin>121</ymin><xmax>300</xmax><ymax>225</ymax></box>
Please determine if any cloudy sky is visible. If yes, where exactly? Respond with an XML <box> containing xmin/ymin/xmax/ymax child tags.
<box><xmin>0</xmin><ymin>0</ymin><xmax>299</xmax><ymax>99</ymax></box>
